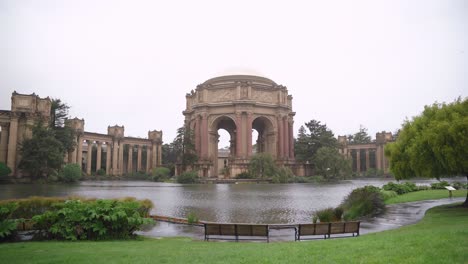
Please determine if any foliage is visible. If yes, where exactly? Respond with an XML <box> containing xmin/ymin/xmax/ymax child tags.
<box><xmin>50</xmin><ymin>99</ymin><xmax>70</xmax><ymax>128</ymax></box>
<box><xmin>313</xmin><ymin>207</ymin><xmax>334</xmax><ymax>222</ymax></box>
<box><xmin>430</xmin><ymin>181</ymin><xmax>450</xmax><ymax>190</ymax></box>
<box><xmin>380</xmin><ymin>190</ymin><xmax>398</xmax><ymax>201</ymax></box>
<box><xmin>452</xmin><ymin>181</ymin><xmax>467</xmax><ymax>190</ymax></box>
<box><xmin>384</xmin><ymin>97</ymin><xmax>468</xmax><ymax>206</ymax></box>
<box><xmin>0</xmin><ymin>202</ymin><xmax>18</xmax><ymax>241</ymax></box>
<box><xmin>151</xmin><ymin>167</ymin><xmax>171</xmax><ymax>182</ymax></box>
<box><xmin>186</xmin><ymin>212</ymin><xmax>199</xmax><ymax>224</ymax></box>
<box><xmin>271</xmin><ymin>167</ymin><xmax>294</xmax><ymax>183</ymax></box>
<box><xmin>382</xmin><ymin>182</ymin><xmax>417</xmax><ymax>195</ymax></box>
<box><xmin>313</xmin><ymin>147</ymin><xmax>351</xmax><ymax>180</ymax></box>
<box><xmin>59</xmin><ymin>163</ymin><xmax>82</xmax><ymax>182</ymax></box>
<box><xmin>176</xmin><ymin>171</ymin><xmax>198</xmax><ymax>184</ymax></box>
<box><xmin>235</xmin><ymin>171</ymin><xmax>253</xmax><ymax>179</ymax></box>
<box><xmin>347</xmin><ymin>125</ymin><xmax>372</xmax><ymax>144</ymax></box>
<box><xmin>341</xmin><ymin>185</ymin><xmax>385</xmax><ymax>220</ymax></box>
<box><xmin>173</xmin><ymin>126</ymin><xmax>198</xmax><ymax>171</ymax></box>
<box><xmin>294</xmin><ymin>120</ymin><xmax>337</xmax><ymax>165</ymax></box>
<box><xmin>96</xmin><ymin>168</ymin><xmax>106</xmax><ymax>176</ymax></box>
<box><xmin>32</xmin><ymin>199</ymin><xmax>154</xmax><ymax>240</ymax></box>
<box><xmin>19</xmin><ymin>122</ymin><xmax>65</xmax><ymax>179</ymax></box>
<box><xmin>248</xmin><ymin>153</ymin><xmax>278</xmax><ymax>178</ymax></box>
<box><xmin>162</xmin><ymin>143</ymin><xmax>177</xmax><ymax>170</ymax></box>
<box><xmin>0</xmin><ymin>162</ymin><xmax>11</xmax><ymax>178</ymax></box>
<box><xmin>385</xmin><ymin>189</ymin><xmax>466</xmax><ymax>204</ymax></box>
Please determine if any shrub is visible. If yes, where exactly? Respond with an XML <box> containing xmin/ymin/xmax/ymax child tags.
<box><xmin>382</xmin><ymin>182</ymin><xmax>416</xmax><ymax>195</ymax></box>
<box><xmin>289</xmin><ymin>176</ymin><xmax>312</xmax><ymax>183</ymax></box>
<box><xmin>333</xmin><ymin>207</ymin><xmax>344</xmax><ymax>221</ymax></box>
<box><xmin>272</xmin><ymin>167</ymin><xmax>294</xmax><ymax>183</ymax></box>
<box><xmin>0</xmin><ymin>162</ymin><xmax>11</xmax><ymax>179</ymax></box>
<box><xmin>380</xmin><ymin>190</ymin><xmax>398</xmax><ymax>200</ymax></box>
<box><xmin>96</xmin><ymin>169</ymin><xmax>106</xmax><ymax>176</ymax></box>
<box><xmin>176</xmin><ymin>171</ymin><xmax>198</xmax><ymax>184</ymax></box>
<box><xmin>416</xmin><ymin>185</ymin><xmax>430</xmax><ymax>191</ymax></box>
<box><xmin>236</xmin><ymin>172</ymin><xmax>252</xmax><ymax>179</ymax></box>
<box><xmin>314</xmin><ymin>208</ymin><xmax>335</xmax><ymax>222</ymax></box>
<box><xmin>187</xmin><ymin>212</ymin><xmax>199</xmax><ymax>224</ymax></box>
<box><xmin>151</xmin><ymin>167</ymin><xmax>171</xmax><ymax>182</ymax></box>
<box><xmin>0</xmin><ymin>202</ymin><xmax>19</xmax><ymax>241</ymax></box>
<box><xmin>452</xmin><ymin>181</ymin><xmax>467</xmax><ymax>190</ymax></box>
<box><xmin>59</xmin><ymin>164</ymin><xmax>82</xmax><ymax>182</ymax></box>
<box><xmin>431</xmin><ymin>181</ymin><xmax>450</xmax><ymax>189</ymax></box>
<box><xmin>32</xmin><ymin>199</ymin><xmax>154</xmax><ymax>240</ymax></box>
<box><xmin>341</xmin><ymin>185</ymin><xmax>385</xmax><ymax>220</ymax></box>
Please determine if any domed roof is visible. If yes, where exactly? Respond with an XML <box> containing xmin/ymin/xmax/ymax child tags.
<box><xmin>202</xmin><ymin>75</ymin><xmax>277</xmax><ymax>86</ymax></box>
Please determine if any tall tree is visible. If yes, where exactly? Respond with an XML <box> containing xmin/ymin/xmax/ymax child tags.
<box><xmin>248</xmin><ymin>153</ymin><xmax>277</xmax><ymax>179</ymax></box>
<box><xmin>385</xmin><ymin>98</ymin><xmax>468</xmax><ymax>207</ymax></box>
<box><xmin>50</xmin><ymin>99</ymin><xmax>70</xmax><ymax>128</ymax></box>
<box><xmin>173</xmin><ymin>126</ymin><xmax>198</xmax><ymax>170</ymax></box>
<box><xmin>313</xmin><ymin>147</ymin><xmax>352</xmax><ymax>180</ymax></box>
<box><xmin>294</xmin><ymin>120</ymin><xmax>337</xmax><ymax>165</ymax></box>
<box><xmin>348</xmin><ymin>125</ymin><xmax>372</xmax><ymax>144</ymax></box>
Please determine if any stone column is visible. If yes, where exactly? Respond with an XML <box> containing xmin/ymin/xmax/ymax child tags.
<box><xmin>118</xmin><ymin>141</ymin><xmax>124</xmax><ymax>175</ymax></box>
<box><xmin>69</xmin><ymin>135</ymin><xmax>77</xmax><ymax>164</ymax></box>
<box><xmin>365</xmin><ymin>149</ymin><xmax>370</xmax><ymax>171</ymax></box>
<box><xmin>127</xmin><ymin>145</ymin><xmax>133</xmax><ymax>174</ymax></box>
<box><xmin>105</xmin><ymin>143</ymin><xmax>111</xmax><ymax>175</ymax></box>
<box><xmin>200</xmin><ymin>113</ymin><xmax>208</xmax><ymax>159</ymax></box>
<box><xmin>158</xmin><ymin>144</ymin><xmax>162</xmax><ymax>166</ymax></box>
<box><xmin>137</xmin><ymin>145</ymin><xmax>142</xmax><ymax>172</ymax></box>
<box><xmin>236</xmin><ymin>112</ymin><xmax>242</xmax><ymax>157</ymax></box>
<box><xmin>356</xmin><ymin>149</ymin><xmax>361</xmax><ymax>173</ymax></box>
<box><xmin>96</xmin><ymin>141</ymin><xmax>102</xmax><ymax>171</ymax></box>
<box><xmin>76</xmin><ymin>135</ymin><xmax>84</xmax><ymax>171</ymax></box>
<box><xmin>146</xmin><ymin>147</ymin><xmax>151</xmax><ymax>173</ymax></box>
<box><xmin>246</xmin><ymin>113</ymin><xmax>253</xmax><ymax>157</ymax></box>
<box><xmin>376</xmin><ymin>145</ymin><xmax>382</xmax><ymax>171</ymax></box>
<box><xmin>194</xmin><ymin>118</ymin><xmax>200</xmax><ymax>156</ymax></box>
<box><xmin>382</xmin><ymin>146</ymin><xmax>388</xmax><ymax>173</ymax></box>
<box><xmin>7</xmin><ymin>114</ymin><xmax>19</xmax><ymax>175</ymax></box>
<box><xmin>0</xmin><ymin>123</ymin><xmax>9</xmax><ymax>163</ymax></box>
<box><xmin>86</xmin><ymin>140</ymin><xmax>93</xmax><ymax>175</ymax></box>
<box><xmin>152</xmin><ymin>143</ymin><xmax>157</xmax><ymax>169</ymax></box>
<box><xmin>283</xmin><ymin>117</ymin><xmax>289</xmax><ymax>158</ymax></box>
<box><xmin>277</xmin><ymin>116</ymin><xmax>283</xmax><ymax>158</ymax></box>
<box><xmin>112</xmin><ymin>140</ymin><xmax>119</xmax><ymax>175</ymax></box>
<box><xmin>289</xmin><ymin>121</ymin><xmax>295</xmax><ymax>158</ymax></box>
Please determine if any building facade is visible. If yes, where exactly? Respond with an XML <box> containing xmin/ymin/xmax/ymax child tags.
<box><xmin>0</xmin><ymin>92</ymin><xmax>162</xmax><ymax>177</ymax></box>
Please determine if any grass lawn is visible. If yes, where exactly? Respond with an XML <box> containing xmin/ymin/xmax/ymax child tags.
<box><xmin>385</xmin><ymin>189</ymin><xmax>467</xmax><ymax>204</ymax></box>
<box><xmin>1</xmin><ymin>204</ymin><xmax>467</xmax><ymax>264</ymax></box>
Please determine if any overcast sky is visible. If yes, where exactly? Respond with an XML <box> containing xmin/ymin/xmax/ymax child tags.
<box><xmin>1</xmin><ymin>0</ymin><xmax>467</xmax><ymax>147</ymax></box>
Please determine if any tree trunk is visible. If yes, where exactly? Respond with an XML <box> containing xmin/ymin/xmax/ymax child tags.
<box><xmin>462</xmin><ymin>175</ymin><xmax>468</xmax><ymax>208</ymax></box>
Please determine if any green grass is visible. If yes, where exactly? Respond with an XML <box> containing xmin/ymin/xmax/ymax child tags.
<box><xmin>385</xmin><ymin>189</ymin><xmax>467</xmax><ymax>204</ymax></box>
<box><xmin>1</xmin><ymin>204</ymin><xmax>467</xmax><ymax>263</ymax></box>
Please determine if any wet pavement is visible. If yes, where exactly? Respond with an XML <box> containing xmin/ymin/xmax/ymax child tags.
<box><xmin>138</xmin><ymin>198</ymin><xmax>465</xmax><ymax>242</ymax></box>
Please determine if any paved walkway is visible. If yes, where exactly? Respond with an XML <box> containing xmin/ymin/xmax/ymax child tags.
<box><xmin>138</xmin><ymin>198</ymin><xmax>464</xmax><ymax>241</ymax></box>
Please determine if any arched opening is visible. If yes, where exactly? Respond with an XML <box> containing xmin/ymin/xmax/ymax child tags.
<box><xmin>252</xmin><ymin>116</ymin><xmax>275</xmax><ymax>157</ymax></box>
<box><xmin>211</xmin><ymin>116</ymin><xmax>237</xmax><ymax>178</ymax></box>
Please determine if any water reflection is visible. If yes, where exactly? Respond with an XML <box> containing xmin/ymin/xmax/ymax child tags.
<box><xmin>0</xmin><ymin>178</ymin><xmax>457</xmax><ymax>224</ymax></box>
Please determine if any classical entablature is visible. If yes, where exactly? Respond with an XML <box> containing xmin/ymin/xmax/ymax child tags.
<box><xmin>0</xmin><ymin>92</ymin><xmax>162</xmax><ymax>177</ymax></box>
<box><xmin>182</xmin><ymin>75</ymin><xmax>296</xmax><ymax>178</ymax></box>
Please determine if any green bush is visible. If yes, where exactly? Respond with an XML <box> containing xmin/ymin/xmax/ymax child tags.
<box><xmin>0</xmin><ymin>162</ymin><xmax>11</xmax><ymax>179</ymax></box>
<box><xmin>289</xmin><ymin>176</ymin><xmax>313</xmax><ymax>183</ymax></box>
<box><xmin>96</xmin><ymin>169</ymin><xmax>106</xmax><ymax>176</ymax></box>
<box><xmin>452</xmin><ymin>181</ymin><xmax>467</xmax><ymax>190</ymax></box>
<box><xmin>32</xmin><ymin>199</ymin><xmax>154</xmax><ymax>240</ymax></box>
<box><xmin>59</xmin><ymin>164</ymin><xmax>82</xmax><ymax>182</ymax></box>
<box><xmin>272</xmin><ymin>167</ymin><xmax>294</xmax><ymax>183</ymax></box>
<box><xmin>416</xmin><ymin>185</ymin><xmax>430</xmax><ymax>191</ymax></box>
<box><xmin>176</xmin><ymin>171</ymin><xmax>198</xmax><ymax>184</ymax></box>
<box><xmin>187</xmin><ymin>212</ymin><xmax>199</xmax><ymax>224</ymax></box>
<box><xmin>333</xmin><ymin>207</ymin><xmax>344</xmax><ymax>221</ymax></box>
<box><xmin>151</xmin><ymin>167</ymin><xmax>171</xmax><ymax>182</ymax></box>
<box><xmin>341</xmin><ymin>185</ymin><xmax>385</xmax><ymax>220</ymax></box>
<box><xmin>0</xmin><ymin>202</ymin><xmax>19</xmax><ymax>241</ymax></box>
<box><xmin>431</xmin><ymin>181</ymin><xmax>450</xmax><ymax>190</ymax></box>
<box><xmin>314</xmin><ymin>208</ymin><xmax>335</xmax><ymax>222</ymax></box>
<box><xmin>380</xmin><ymin>190</ymin><xmax>398</xmax><ymax>200</ymax></box>
<box><xmin>236</xmin><ymin>172</ymin><xmax>252</xmax><ymax>179</ymax></box>
<box><xmin>382</xmin><ymin>182</ymin><xmax>417</xmax><ymax>195</ymax></box>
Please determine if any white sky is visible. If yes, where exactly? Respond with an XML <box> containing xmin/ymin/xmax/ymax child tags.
<box><xmin>1</xmin><ymin>0</ymin><xmax>467</xmax><ymax>148</ymax></box>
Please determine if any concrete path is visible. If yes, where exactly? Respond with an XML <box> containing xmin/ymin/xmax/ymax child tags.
<box><xmin>138</xmin><ymin>198</ymin><xmax>464</xmax><ymax>241</ymax></box>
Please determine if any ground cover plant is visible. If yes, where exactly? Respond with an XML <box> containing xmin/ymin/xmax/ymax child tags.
<box><xmin>385</xmin><ymin>189</ymin><xmax>466</xmax><ymax>204</ymax></box>
<box><xmin>340</xmin><ymin>185</ymin><xmax>385</xmax><ymax>220</ymax></box>
<box><xmin>0</xmin><ymin>204</ymin><xmax>466</xmax><ymax>263</ymax></box>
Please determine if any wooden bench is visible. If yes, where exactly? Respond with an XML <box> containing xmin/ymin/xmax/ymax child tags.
<box><xmin>204</xmin><ymin>223</ymin><xmax>270</xmax><ymax>242</ymax></box>
<box><xmin>296</xmin><ymin>221</ymin><xmax>360</xmax><ymax>241</ymax></box>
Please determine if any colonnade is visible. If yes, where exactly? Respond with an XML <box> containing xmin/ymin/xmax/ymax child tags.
<box><xmin>276</xmin><ymin>115</ymin><xmax>294</xmax><ymax>159</ymax></box>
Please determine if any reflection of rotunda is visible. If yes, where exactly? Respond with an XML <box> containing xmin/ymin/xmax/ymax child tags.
<box><xmin>183</xmin><ymin>75</ymin><xmax>296</xmax><ymax>178</ymax></box>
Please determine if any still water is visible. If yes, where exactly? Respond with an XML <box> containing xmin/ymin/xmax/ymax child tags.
<box><xmin>0</xmin><ymin>178</ymin><xmax>450</xmax><ymax>224</ymax></box>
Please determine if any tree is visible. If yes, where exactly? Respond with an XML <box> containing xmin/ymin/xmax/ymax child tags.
<box><xmin>19</xmin><ymin>122</ymin><xmax>65</xmax><ymax>179</ymax></box>
<box><xmin>294</xmin><ymin>120</ymin><xmax>337</xmax><ymax>165</ymax></box>
<box><xmin>313</xmin><ymin>147</ymin><xmax>352</xmax><ymax>180</ymax></box>
<box><xmin>173</xmin><ymin>126</ymin><xmax>197</xmax><ymax>170</ymax></box>
<box><xmin>50</xmin><ymin>99</ymin><xmax>70</xmax><ymax>128</ymax></box>
<box><xmin>248</xmin><ymin>153</ymin><xmax>277</xmax><ymax>178</ymax></box>
<box><xmin>348</xmin><ymin>125</ymin><xmax>371</xmax><ymax>144</ymax></box>
<box><xmin>0</xmin><ymin>162</ymin><xmax>11</xmax><ymax>179</ymax></box>
<box><xmin>385</xmin><ymin>98</ymin><xmax>468</xmax><ymax>207</ymax></box>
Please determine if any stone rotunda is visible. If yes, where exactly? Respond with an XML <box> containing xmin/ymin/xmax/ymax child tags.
<box><xmin>183</xmin><ymin>75</ymin><xmax>298</xmax><ymax>178</ymax></box>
